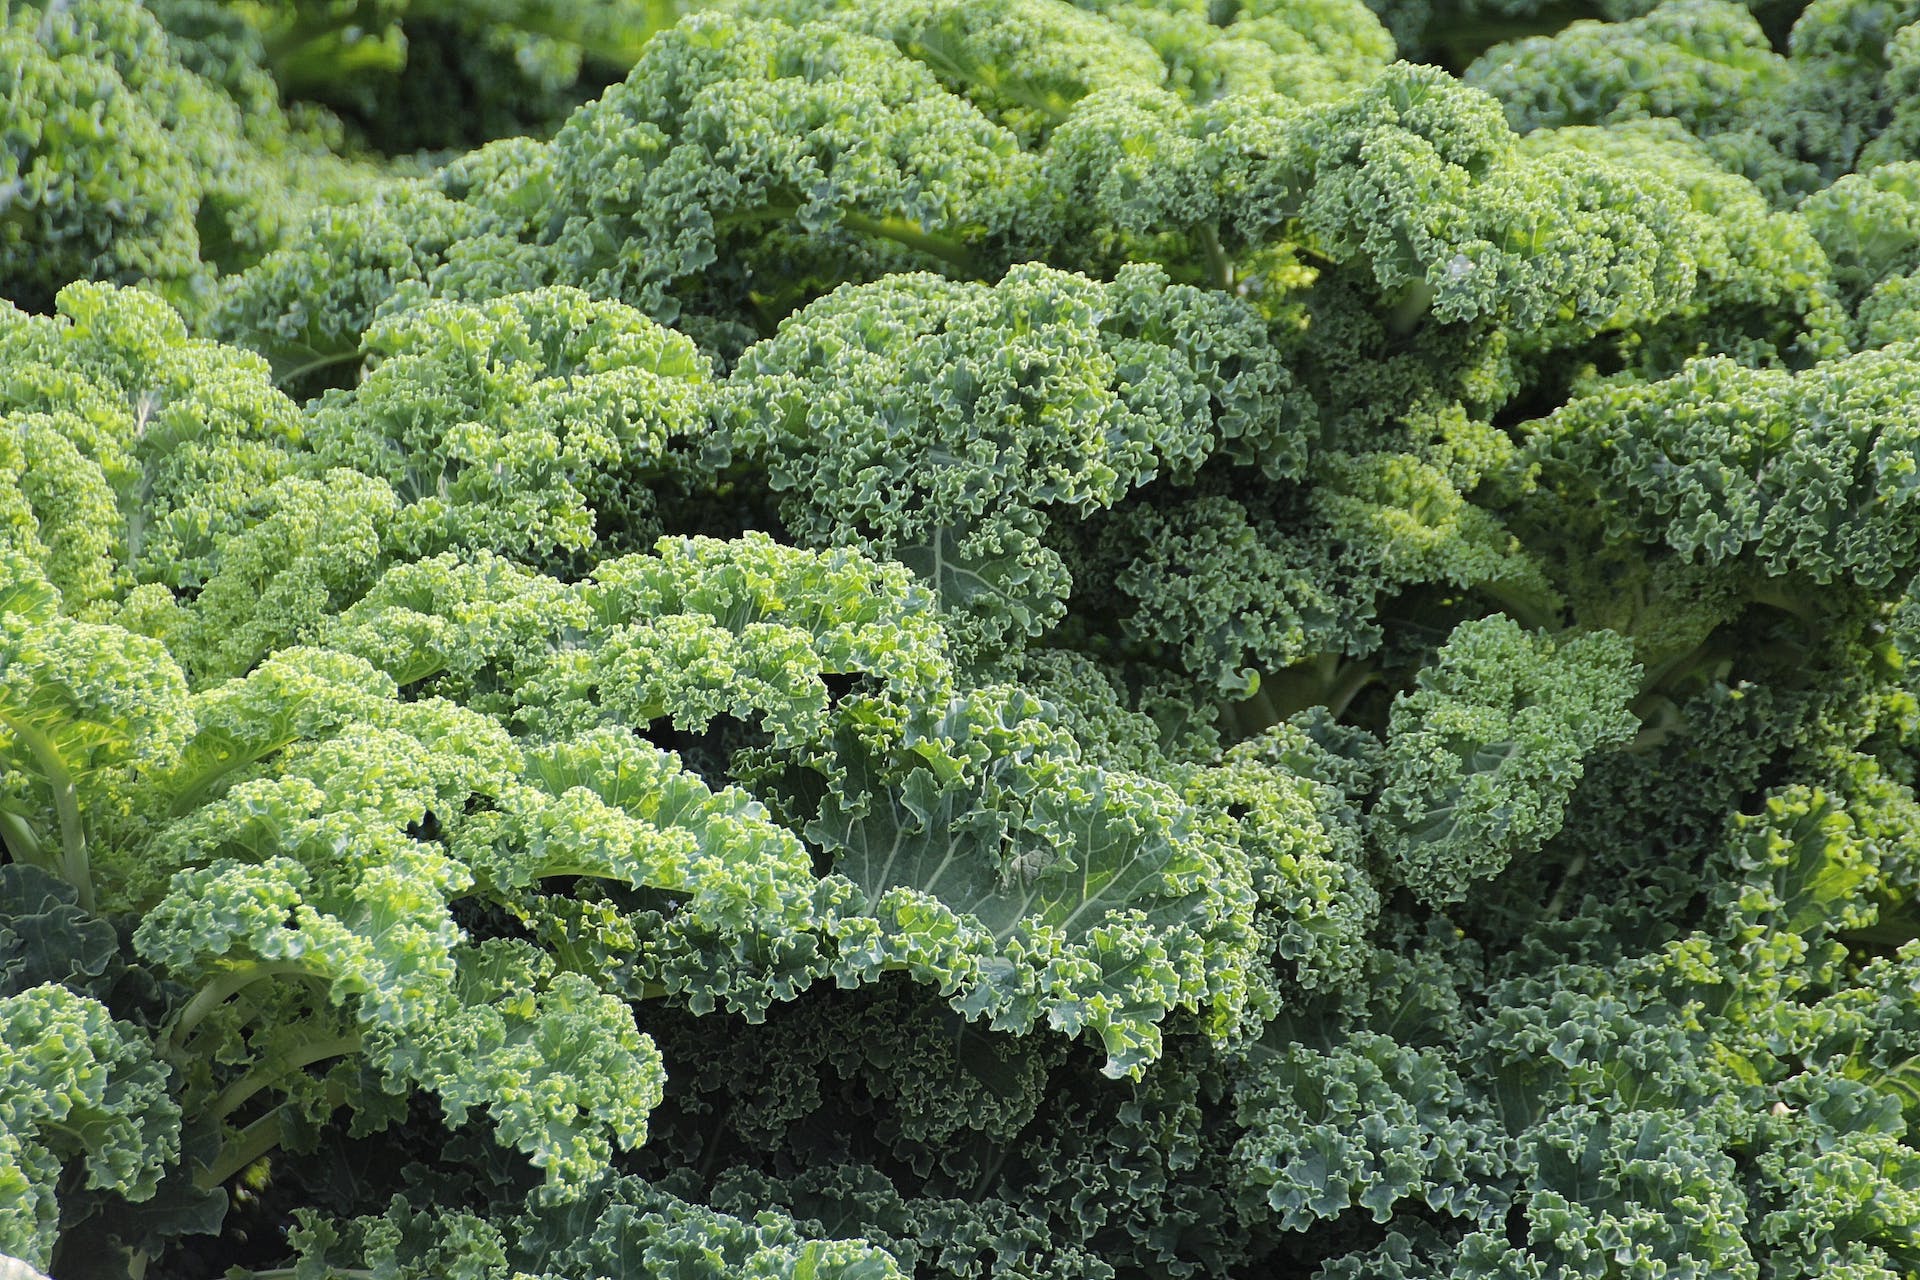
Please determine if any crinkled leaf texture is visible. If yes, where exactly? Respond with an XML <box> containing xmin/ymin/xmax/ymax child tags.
<box><xmin>0</xmin><ymin>986</ymin><xmax>180</xmax><ymax>1270</ymax></box>
<box><xmin>814</xmin><ymin>687</ymin><xmax>1261</xmax><ymax>1076</ymax></box>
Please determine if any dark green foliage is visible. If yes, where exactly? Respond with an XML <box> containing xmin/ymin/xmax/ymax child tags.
<box><xmin>10</xmin><ymin>0</ymin><xmax>1920</xmax><ymax>1277</ymax></box>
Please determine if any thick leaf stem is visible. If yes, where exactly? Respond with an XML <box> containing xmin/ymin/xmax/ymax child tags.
<box><xmin>272</xmin><ymin>347</ymin><xmax>363</xmax><ymax>390</ymax></box>
<box><xmin>839</xmin><ymin>211</ymin><xmax>983</xmax><ymax>275</ymax></box>
<box><xmin>195</xmin><ymin>1110</ymin><xmax>288</xmax><ymax>1191</ymax></box>
<box><xmin>160</xmin><ymin>961</ymin><xmax>319</xmax><ymax>1060</ymax></box>
<box><xmin>0</xmin><ymin>806</ymin><xmax>44</xmax><ymax>865</ymax></box>
<box><xmin>1198</xmin><ymin>223</ymin><xmax>1233</xmax><ymax>292</ymax></box>
<box><xmin>195</xmin><ymin>1081</ymin><xmax>350</xmax><ymax>1191</ymax></box>
<box><xmin>209</xmin><ymin>1031</ymin><xmax>365</xmax><ymax>1124</ymax></box>
<box><xmin>1384</xmin><ymin>279</ymin><xmax>1435</xmax><ymax>337</ymax></box>
<box><xmin>0</xmin><ymin>718</ymin><xmax>92</xmax><ymax>911</ymax></box>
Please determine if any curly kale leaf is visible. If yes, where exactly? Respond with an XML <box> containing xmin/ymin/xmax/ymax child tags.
<box><xmin>0</xmin><ymin>986</ymin><xmax>181</xmax><ymax>1270</ymax></box>
<box><xmin>1372</xmin><ymin>616</ymin><xmax>1641</xmax><ymax>905</ymax></box>
<box><xmin>725</xmin><ymin>263</ymin><xmax>1305</xmax><ymax>660</ymax></box>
